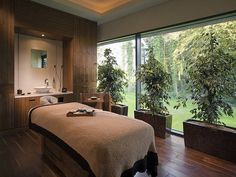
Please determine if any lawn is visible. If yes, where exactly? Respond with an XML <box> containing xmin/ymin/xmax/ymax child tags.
<box><xmin>122</xmin><ymin>91</ymin><xmax>136</xmax><ymax>117</ymax></box>
<box><xmin>122</xmin><ymin>92</ymin><xmax>236</xmax><ymax>132</ymax></box>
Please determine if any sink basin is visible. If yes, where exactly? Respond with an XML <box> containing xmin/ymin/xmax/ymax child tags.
<box><xmin>34</xmin><ymin>86</ymin><xmax>52</xmax><ymax>93</ymax></box>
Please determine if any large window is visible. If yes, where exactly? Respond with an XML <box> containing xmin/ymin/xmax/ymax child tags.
<box><xmin>97</xmin><ymin>14</ymin><xmax>236</xmax><ymax>132</ymax></box>
<box><xmin>97</xmin><ymin>37</ymin><xmax>136</xmax><ymax>117</ymax></box>
<box><xmin>141</xmin><ymin>19</ymin><xmax>236</xmax><ymax>132</ymax></box>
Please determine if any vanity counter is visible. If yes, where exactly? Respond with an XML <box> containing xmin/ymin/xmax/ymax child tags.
<box><xmin>14</xmin><ymin>91</ymin><xmax>74</xmax><ymax>128</ymax></box>
<box><xmin>15</xmin><ymin>91</ymin><xmax>73</xmax><ymax>98</ymax></box>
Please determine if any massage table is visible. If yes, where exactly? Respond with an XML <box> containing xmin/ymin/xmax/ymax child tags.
<box><xmin>29</xmin><ymin>102</ymin><xmax>158</xmax><ymax>177</ymax></box>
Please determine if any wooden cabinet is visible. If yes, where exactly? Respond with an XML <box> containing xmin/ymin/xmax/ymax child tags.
<box><xmin>14</xmin><ymin>96</ymin><xmax>40</xmax><ymax>128</ymax></box>
<box><xmin>54</xmin><ymin>94</ymin><xmax>74</xmax><ymax>103</ymax></box>
<box><xmin>14</xmin><ymin>93</ymin><xmax>73</xmax><ymax>128</ymax></box>
<box><xmin>14</xmin><ymin>97</ymin><xmax>26</xmax><ymax>128</ymax></box>
<box><xmin>25</xmin><ymin>97</ymin><xmax>40</xmax><ymax>124</ymax></box>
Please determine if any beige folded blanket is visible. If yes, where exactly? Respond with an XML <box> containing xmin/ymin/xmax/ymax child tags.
<box><xmin>29</xmin><ymin>102</ymin><xmax>158</xmax><ymax>177</ymax></box>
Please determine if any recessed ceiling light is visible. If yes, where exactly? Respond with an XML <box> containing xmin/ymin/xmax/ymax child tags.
<box><xmin>41</xmin><ymin>34</ymin><xmax>45</xmax><ymax>37</ymax></box>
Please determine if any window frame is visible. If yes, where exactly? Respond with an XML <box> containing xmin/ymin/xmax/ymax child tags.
<box><xmin>97</xmin><ymin>11</ymin><xmax>236</xmax><ymax>134</ymax></box>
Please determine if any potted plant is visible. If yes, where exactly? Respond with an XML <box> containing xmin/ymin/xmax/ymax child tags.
<box><xmin>97</xmin><ymin>48</ymin><xmax>128</xmax><ymax>115</ymax></box>
<box><xmin>135</xmin><ymin>46</ymin><xmax>172</xmax><ymax>138</ymax></box>
<box><xmin>176</xmin><ymin>30</ymin><xmax>236</xmax><ymax>162</ymax></box>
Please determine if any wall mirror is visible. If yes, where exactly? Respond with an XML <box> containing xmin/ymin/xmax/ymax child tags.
<box><xmin>31</xmin><ymin>49</ymin><xmax>48</xmax><ymax>68</ymax></box>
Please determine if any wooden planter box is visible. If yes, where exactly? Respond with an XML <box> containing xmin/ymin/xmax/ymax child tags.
<box><xmin>183</xmin><ymin>119</ymin><xmax>236</xmax><ymax>163</ymax></box>
<box><xmin>111</xmin><ymin>104</ymin><xmax>128</xmax><ymax>116</ymax></box>
<box><xmin>134</xmin><ymin>110</ymin><xmax>172</xmax><ymax>138</ymax></box>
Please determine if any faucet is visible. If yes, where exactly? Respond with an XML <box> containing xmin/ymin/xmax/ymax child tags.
<box><xmin>44</xmin><ymin>78</ymin><xmax>49</xmax><ymax>87</ymax></box>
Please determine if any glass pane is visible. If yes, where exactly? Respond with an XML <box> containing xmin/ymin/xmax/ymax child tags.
<box><xmin>97</xmin><ymin>38</ymin><xmax>136</xmax><ymax>117</ymax></box>
<box><xmin>141</xmin><ymin>19</ymin><xmax>236</xmax><ymax>132</ymax></box>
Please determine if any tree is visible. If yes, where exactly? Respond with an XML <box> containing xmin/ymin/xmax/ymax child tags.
<box><xmin>145</xmin><ymin>34</ymin><xmax>180</xmax><ymax>98</ymax></box>
<box><xmin>175</xmin><ymin>29</ymin><xmax>236</xmax><ymax>124</ymax></box>
<box><xmin>121</xmin><ymin>41</ymin><xmax>135</xmax><ymax>92</ymax></box>
<box><xmin>136</xmin><ymin>46</ymin><xmax>172</xmax><ymax>115</ymax></box>
<box><xmin>97</xmin><ymin>48</ymin><xmax>128</xmax><ymax>104</ymax></box>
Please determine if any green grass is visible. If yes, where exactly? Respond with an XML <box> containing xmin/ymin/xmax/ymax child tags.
<box><xmin>122</xmin><ymin>92</ymin><xmax>236</xmax><ymax>132</ymax></box>
<box><xmin>122</xmin><ymin>91</ymin><xmax>135</xmax><ymax>117</ymax></box>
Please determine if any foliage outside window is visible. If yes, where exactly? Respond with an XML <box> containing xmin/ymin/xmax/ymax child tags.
<box><xmin>141</xmin><ymin>20</ymin><xmax>236</xmax><ymax>131</ymax></box>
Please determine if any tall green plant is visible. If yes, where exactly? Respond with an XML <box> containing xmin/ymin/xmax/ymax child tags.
<box><xmin>177</xmin><ymin>30</ymin><xmax>236</xmax><ymax>125</ymax></box>
<box><xmin>136</xmin><ymin>46</ymin><xmax>172</xmax><ymax>115</ymax></box>
<box><xmin>97</xmin><ymin>48</ymin><xmax>128</xmax><ymax>104</ymax></box>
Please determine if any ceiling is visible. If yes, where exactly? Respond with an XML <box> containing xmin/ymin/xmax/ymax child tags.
<box><xmin>67</xmin><ymin>0</ymin><xmax>133</xmax><ymax>14</ymax></box>
<box><xmin>32</xmin><ymin>0</ymin><xmax>169</xmax><ymax>24</ymax></box>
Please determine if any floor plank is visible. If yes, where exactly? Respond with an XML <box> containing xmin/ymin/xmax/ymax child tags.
<box><xmin>0</xmin><ymin>131</ymin><xmax>235</xmax><ymax>177</ymax></box>
<box><xmin>156</xmin><ymin>136</ymin><xmax>236</xmax><ymax>177</ymax></box>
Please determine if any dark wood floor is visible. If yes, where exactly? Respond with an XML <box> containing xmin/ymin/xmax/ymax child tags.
<box><xmin>0</xmin><ymin>131</ymin><xmax>236</xmax><ymax>177</ymax></box>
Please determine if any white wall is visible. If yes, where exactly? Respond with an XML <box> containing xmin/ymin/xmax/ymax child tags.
<box><xmin>14</xmin><ymin>34</ymin><xmax>63</xmax><ymax>94</ymax></box>
<box><xmin>98</xmin><ymin>0</ymin><xmax>236</xmax><ymax>41</ymax></box>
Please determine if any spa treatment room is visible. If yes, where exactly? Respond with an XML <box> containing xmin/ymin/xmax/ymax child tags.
<box><xmin>0</xmin><ymin>0</ymin><xmax>236</xmax><ymax>177</ymax></box>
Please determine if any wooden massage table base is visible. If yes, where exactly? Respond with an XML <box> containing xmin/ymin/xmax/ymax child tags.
<box><xmin>41</xmin><ymin>136</ymin><xmax>89</xmax><ymax>177</ymax></box>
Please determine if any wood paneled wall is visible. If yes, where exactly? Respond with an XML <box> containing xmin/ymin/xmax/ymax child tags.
<box><xmin>63</xmin><ymin>39</ymin><xmax>74</xmax><ymax>93</ymax></box>
<box><xmin>0</xmin><ymin>0</ymin><xmax>14</xmax><ymax>130</ymax></box>
<box><xmin>73</xmin><ymin>17</ymin><xmax>98</xmax><ymax>101</ymax></box>
<box><xmin>14</xmin><ymin>0</ymin><xmax>74</xmax><ymax>39</ymax></box>
<box><xmin>0</xmin><ymin>0</ymin><xmax>97</xmax><ymax>131</ymax></box>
